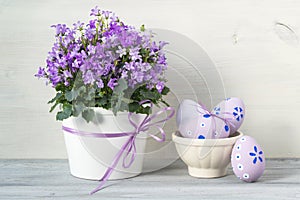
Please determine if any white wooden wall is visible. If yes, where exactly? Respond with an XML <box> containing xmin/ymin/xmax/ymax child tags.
<box><xmin>1</xmin><ymin>0</ymin><xmax>300</xmax><ymax>159</ymax></box>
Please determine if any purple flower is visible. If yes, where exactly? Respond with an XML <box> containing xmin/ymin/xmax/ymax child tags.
<box><xmin>124</xmin><ymin>62</ymin><xmax>135</xmax><ymax>70</ymax></box>
<box><xmin>90</xmin><ymin>6</ymin><xmax>100</xmax><ymax>16</ymax></box>
<box><xmin>73</xmin><ymin>21</ymin><xmax>84</xmax><ymax>30</ymax></box>
<box><xmin>85</xmin><ymin>28</ymin><xmax>96</xmax><ymax>40</ymax></box>
<box><xmin>129</xmin><ymin>47</ymin><xmax>141</xmax><ymax>61</ymax></box>
<box><xmin>63</xmin><ymin>70</ymin><xmax>72</xmax><ymax>78</ymax></box>
<box><xmin>116</xmin><ymin>46</ymin><xmax>127</xmax><ymax>57</ymax></box>
<box><xmin>83</xmin><ymin>70</ymin><xmax>95</xmax><ymax>84</ymax></box>
<box><xmin>159</xmin><ymin>41</ymin><xmax>168</xmax><ymax>49</ymax></box>
<box><xmin>133</xmin><ymin>71</ymin><xmax>144</xmax><ymax>83</ymax></box>
<box><xmin>141</xmin><ymin>63</ymin><xmax>151</xmax><ymax>72</ymax></box>
<box><xmin>50</xmin><ymin>75</ymin><xmax>61</xmax><ymax>86</ymax></box>
<box><xmin>89</xmin><ymin>20</ymin><xmax>97</xmax><ymax>29</ymax></box>
<box><xmin>51</xmin><ymin>24</ymin><xmax>68</xmax><ymax>35</ymax></box>
<box><xmin>102</xmin><ymin>10</ymin><xmax>111</xmax><ymax>18</ymax></box>
<box><xmin>108</xmin><ymin>78</ymin><xmax>118</xmax><ymax>90</ymax></box>
<box><xmin>121</xmin><ymin>70</ymin><xmax>128</xmax><ymax>78</ymax></box>
<box><xmin>110</xmin><ymin>13</ymin><xmax>119</xmax><ymax>22</ymax></box>
<box><xmin>35</xmin><ymin>67</ymin><xmax>46</xmax><ymax>78</ymax></box>
<box><xmin>96</xmin><ymin>79</ymin><xmax>104</xmax><ymax>88</ymax></box>
<box><xmin>157</xmin><ymin>54</ymin><xmax>167</xmax><ymax>65</ymax></box>
<box><xmin>156</xmin><ymin>81</ymin><xmax>165</xmax><ymax>93</ymax></box>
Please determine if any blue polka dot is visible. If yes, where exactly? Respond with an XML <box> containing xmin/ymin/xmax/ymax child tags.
<box><xmin>224</xmin><ymin>125</ymin><xmax>229</xmax><ymax>132</ymax></box>
<box><xmin>198</xmin><ymin>135</ymin><xmax>205</xmax><ymax>139</ymax></box>
<box><xmin>203</xmin><ymin>114</ymin><xmax>211</xmax><ymax>118</ymax></box>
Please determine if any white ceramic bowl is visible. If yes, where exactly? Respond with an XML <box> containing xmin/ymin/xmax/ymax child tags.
<box><xmin>172</xmin><ymin>131</ymin><xmax>243</xmax><ymax>178</ymax></box>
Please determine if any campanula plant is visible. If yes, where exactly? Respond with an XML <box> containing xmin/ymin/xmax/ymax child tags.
<box><xmin>35</xmin><ymin>7</ymin><xmax>170</xmax><ymax>122</ymax></box>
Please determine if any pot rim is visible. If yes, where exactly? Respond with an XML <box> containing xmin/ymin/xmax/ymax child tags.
<box><xmin>172</xmin><ymin>131</ymin><xmax>243</xmax><ymax>147</ymax></box>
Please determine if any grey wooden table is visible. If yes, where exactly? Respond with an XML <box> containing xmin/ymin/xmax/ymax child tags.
<box><xmin>0</xmin><ymin>159</ymin><xmax>299</xmax><ymax>200</ymax></box>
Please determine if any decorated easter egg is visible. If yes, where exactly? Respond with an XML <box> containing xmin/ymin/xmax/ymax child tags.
<box><xmin>179</xmin><ymin>115</ymin><xmax>230</xmax><ymax>139</ymax></box>
<box><xmin>213</xmin><ymin>117</ymin><xmax>231</xmax><ymax>139</ymax></box>
<box><xmin>212</xmin><ymin>97</ymin><xmax>245</xmax><ymax>135</ymax></box>
<box><xmin>177</xmin><ymin>99</ymin><xmax>231</xmax><ymax>139</ymax></box>
<box><xmin>176</xmin><ymin>99</ymin><xmax>200</xmax><ymax>127</ymax></box>
<box><xmin>178</xmin><ymin>112</ymin><xmax>213</xmax><ymax>139</ymax></box>
<box><xmin>231</xmin><ymin>136</ymin><xmax>265</xmax><ymax>182</ymax></box>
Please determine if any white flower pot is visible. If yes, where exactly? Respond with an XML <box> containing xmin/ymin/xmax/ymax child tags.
<box><xmin>62</xmin><ymin>108</ymin><xmax>147</xmax><ymax>180</ymax></box>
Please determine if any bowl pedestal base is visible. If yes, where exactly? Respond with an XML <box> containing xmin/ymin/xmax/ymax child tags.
<box><xmin>188</xmin><ymin>166</ymin><xmax>228</xmax><ymax>178</ymax></box>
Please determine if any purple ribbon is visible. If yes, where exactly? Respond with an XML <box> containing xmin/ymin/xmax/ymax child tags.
<box><xmin>62</xmin><ymin>101</ymin><xmax>175</xmax><ymax>195</ymax></box>
<box><xmin>195</xmin><ymin>102</ymin><xmax>235</xmax><ymax>136</ymax></box>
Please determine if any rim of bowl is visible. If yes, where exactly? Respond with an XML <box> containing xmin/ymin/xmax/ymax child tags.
<box><xmin>172</xmin><ymin>131</ymin><xmax>244</xmax><ymax>147</ymax></box>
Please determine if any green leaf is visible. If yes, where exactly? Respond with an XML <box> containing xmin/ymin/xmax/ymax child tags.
<box><xmin>55</xmin><ymin>83</ymin><xmax>65</xmax><ymax>92</ymax></box>
<box><xmin>49</xmin><ymin>101</ymin><xmax>59</xmax><ymax>113</ymax></box>
<box><xmin>142</xmin><ymin>106</ymin><xmax>151</xmax><ymax>114</ymax></box>
<box><xmin>140</xmin><ymin>24</ymin><xmax>145</xmax><ymax>32</ymax></box>
<box><xmin>86</xmin><ymin>87</ymin><xmax>95</xmax><ymax>101</ymax></box>
<box><xmin>82</xmin><ymin>108</ymin><xmax>95</xmax><ymax>123</ymax></box>
<box><xmin>161</xmin><ymin>86</ymin><xmax>170</xmax><ymax>95</ymax></box>
<box><xmin>63</xmin><ymin>103</ymin><xmax>72</xmax><ymax>115</ymax></box>
<box><xmin>65</xmin><ymin>90</ymin><xmax>75</xmax><ymax>101</ymax></box>
<box><xmin>72</xmin><ymin>102</ymin><xmax>85</xmax><ymax>117</ymax></box>
<box><xmin>56</xmin><ymin>103</ymin><xmax>72</xmax><ymax>121</ymax></box>
<box><xmin>48</xmin><ymin>93</ymin><xmax>62</xmax><ymax>104</ymax></box>
<box><xmin>135</xmin><ymin>105</ymin><xmax>151</xmax><ymax>115</ymax></box>
<box><xmin>119</xmin><ymin>101</ymin><xmax>129</xmax><ymax>112</ymax></box>
<box><xmin>96</xmin><ymin>96</ymin><xmax>108</xmax><ymax>107</ymax></box>
<box><xmin>56</xmin><ymin>111</ymin><xmax>68</xmax><ymax>121</ymax></box>
<box><xmin>65</xmin><ymin>86</ymin><xmax>86</xmax><ymax>101</ymax></box>
<box><xmin>111</xmin><ymin>78</ymin><xmax>128</xmax><ymax>115</ymax></box>
<box><xmin>140</xmin><ymin>89</ymin><xmax>160</xmax><ymax>101</ymax></box>
<box><xmin>48</xmin><ymin>93</ymin><xmax>64</xmax><ymax>113</ymax></box>
<box><xmin>114</xmin><ymin>78</ymin><xmax>128</xmax><ymax>93</ymax></box>
<box><xmin>112</xmin><ymin>91</ymin><xmax>124</xmax><ymax>115</ymax></box>
<box><xmin>128</xmin><ymin>102</ymin><xmax>140</xmax><ymax>113</ymax></box>
<box><xmin>161</xmin><ymin>99</ymin><xmax>170</xmax><ymax>107</ymax></box>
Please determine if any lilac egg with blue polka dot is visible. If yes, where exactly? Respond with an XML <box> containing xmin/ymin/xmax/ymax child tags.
<box><xmin>213</xmin><ymin>117</ymin><xmax>231</xmax><ymax>139</ymax></box>
<box><xmin>231</xmin><ymin>136</ymin><xmax>265</xmax><ymax>182</ymax></box>
<box><xmin>212</xmin><ymin>97</ymin><xmax>245</xmax><ymax>135</ymax></box>
<box><xmin>178</xmin><ymin>111</ymin><xmax>213</xmax><ymax>139</ymax></box>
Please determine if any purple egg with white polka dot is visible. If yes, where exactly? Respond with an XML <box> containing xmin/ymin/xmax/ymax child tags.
<box><xmin>212</xmin><ymin>97</ymin><xmax>245</xmax><ymax>135</ymax></box>
<box><xmin>231</xmin><ymin>136</ymin><xmax>265</xmax><ymax>182</ymax></box>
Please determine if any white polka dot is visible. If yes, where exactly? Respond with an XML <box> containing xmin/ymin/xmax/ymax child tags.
<box><xmin>243</xmin><ymin>173</ymin><xmax>250</xmax><ymax>179</ymax></box>
<box><xmin>201</xmin><ymin>123</ymin><xmax>205</xmax><ymax>127</ymax></box>
<box><xmin>236</xmin><ymin>144</ymin><xmax>242</xmax><ymax>150</ymax></box>
<box><xmin>235</xmin><ymin>153</ymin><xmax>241</xmax><ymax>160</ymax></box>
<box><xmin>241</xmin><ymin>137</ymin><xmax>246</xmax><ymax>142</ymax></box>
<box><xmin>237</xmin><ymin>164</ymin><xmax>244</xmax><ymax>171</ymax></box>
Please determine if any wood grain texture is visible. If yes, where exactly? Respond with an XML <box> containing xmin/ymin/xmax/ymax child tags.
<box><xmin>0</xmin><ymin>0</ymin><xmax>300</xmax><ymax>158</ymax></box>
<box><xmin>0</xmin><ymin>159</ymin><xmax>299</xmax><ymax>199</ymax></box>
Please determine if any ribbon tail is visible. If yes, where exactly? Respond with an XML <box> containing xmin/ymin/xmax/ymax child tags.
<box><xmin>90</xmin><ymin>136</ymin><xmax>134</xmax><ymax>195</ymax></box>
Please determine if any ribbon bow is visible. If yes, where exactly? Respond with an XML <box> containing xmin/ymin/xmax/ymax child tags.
<box><xmin>195</xmin><ymin>102</ymin><xmax>235</xmax><ymax>137</ymax></box>
<box><xmin>62</xmin><ymin>100</ymin><xmax>175</xmax><ymax>194</ymax></box>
